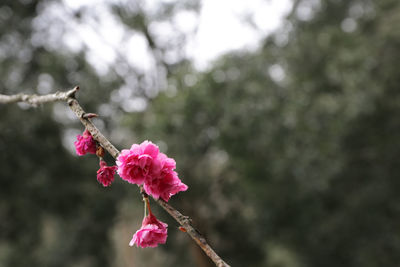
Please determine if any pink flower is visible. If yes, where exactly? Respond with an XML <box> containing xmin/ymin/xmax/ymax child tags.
<box><xmin>74</xmin><ymin>129</ymin><xmax>97</xmax><ymax>156</ymax></box>
<box><xmin>97</xmin><ymin>160</ymin><xmax>117</xmax><ymax>187</ymax></box>
<box><xmin>156</xmin><ymin>152</ymin><xmax>177</xmax><ymax>172</ymax></box>
<box><xmin>143</xmin><ymin>170</ymin><xmax>188</xmax><ymax>202</ymax></box>
<box><xmin>116</xmin><ymin>141</ymin><xmax>162</xmax><ymax>185</ymax></box>
<box><xmin>129</xmin><ymin>213</ymin><xmax>168</xmax><ymax>248</ymax></box>
<box><xmin>117</xmin><ymin>140</ymin><xmax>189</xmax><ymax>201</ymax></box>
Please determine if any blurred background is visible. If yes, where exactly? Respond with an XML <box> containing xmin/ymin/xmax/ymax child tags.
<box><xmin>1</xmin><ymin>0</ymin><xmax>400</xmax><ymax>266</ymax></box>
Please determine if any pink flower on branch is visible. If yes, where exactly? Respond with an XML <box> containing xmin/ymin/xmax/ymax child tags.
<box><xmin>129</xmin><ymin>213</ymin><xmax>168</xmax><ymax>248</ymax></box>
<box><xmin>116</xmin><ymin>140</ymin><xmax>188</xmax><ymax>201</ymax></box>
<box><xmin>97</xmin><ymin>160</ymin><xmax>117</xmax><ymax>187</ymax></box>
<box><xmin>144</xmin><ymin>170</ymin><xmax>188</xmax><ymax>202</ymax></box>
<box><xmin>116</xmin><ymin>141</ymin><xmax>162</xmax><ymax>185</ymax></box>
<box><xmin>74</xmin><ymin>129</ymin><xmax>96</xmax><ymax>156</ymax></box>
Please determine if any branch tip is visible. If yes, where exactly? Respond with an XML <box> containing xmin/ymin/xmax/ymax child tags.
<box><xmin>65</xmin><ymin>86</ymin><xmax>80</xmax><ymax>99</ymax></box>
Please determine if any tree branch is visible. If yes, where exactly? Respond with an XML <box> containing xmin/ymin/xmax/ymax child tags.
<box><xmin>0</xmin><ymin>87</ymin><xmax>230</xmax><ymax>267</ymax></box>
<box><xmin>0</xmin><ymin>87</ymin><xmax>77</xmax><ymax>105</ymax></box>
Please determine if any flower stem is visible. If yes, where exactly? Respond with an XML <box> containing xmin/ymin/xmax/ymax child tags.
<box><xmin>145</xmin><ymin>197</ymin><xmax>153</xmax><ymax>216</ymax></box>
<box><xmin>143</xmin><ymin>197</ymin><xmax>147</xmax><ymax>217</ymax></box>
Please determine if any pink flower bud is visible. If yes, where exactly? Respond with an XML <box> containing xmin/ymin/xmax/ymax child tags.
<box><xmin>74</xmin><ymin>130</ymin><xmax>96</xmax><ymax>156</ymax></box>
<box><xmin>97</xmin><ymin>160</ymin><xmax>117</xmax><ymax>187</ymax></box>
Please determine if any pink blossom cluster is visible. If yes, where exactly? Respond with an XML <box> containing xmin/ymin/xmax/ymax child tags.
<box><xmin>129</xmin><ymin>213</ymin><xmax>168</xmax><ymax>248</ymax></box>
<box><xmin>74</xmin><ymin>129</ymin><xmax>97</xmax><ymax>156</ymax></box>
<box><xmin>97</xmin><ymin>160</ymin><xmax>117</xmax><ymax>187</ymax></box>
<box><xmin>116</xmin><ymin>141</ymin><xmax>188</xmax><ymax>201</ymax></box>
<box><xmin>73</xmin><ymin>134</ymin><xmax>183</xmax><ymax>248</ymax></box>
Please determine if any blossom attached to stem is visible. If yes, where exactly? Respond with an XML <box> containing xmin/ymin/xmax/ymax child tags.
<box><xmin>116</xmin><ymin>140</ymin><xmax>188</xmax><ymax>201</ymax></box>
<box><xmin>143</xmin><ymin>170</ymin><xmax>188</xmax><ymax>202</ymax></box>
<box><xmin>96</xmin><ymin>160</ymin><xmax>117</xmax><ymax>187</ymax></box>
<box><xmin>116</xmin><ymin>141</ymin><xmax>162</xmax><ymax>185</ymax></box>
<box><xmin>74</xmin><ymin>129</ymin><xmax>97</xmax><ymax>156</ymax></box>
<box><xmin>129</xmin><ymin>197</ymin><xmax>168</xmax><ymax>248</ymax></box>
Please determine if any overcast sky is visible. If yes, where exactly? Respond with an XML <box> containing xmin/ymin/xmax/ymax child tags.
<box><xmin>191</xmin><ymin>0</ymin><xmax>292</xmax><ymax>68</ymax></box>
<box><xmin>57</xmin><ymin>0</ymin><xmax>292</xmax><ymax>72</ymax></box>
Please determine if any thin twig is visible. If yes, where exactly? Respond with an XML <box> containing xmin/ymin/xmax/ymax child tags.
<box><xmin>0</xmin><ymin>87</ymin><xmax>77</xmax><ymax>105</ymax></box>
<box><xmin>0</xmin><ymin>87</ymin><xmax>230</xmax><ymax>267</ymax></box>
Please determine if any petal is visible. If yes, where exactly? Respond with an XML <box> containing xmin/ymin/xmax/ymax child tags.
<box><xmin>142</xmin><ymin>141</ymin><xmax>159</xmax><ymax>158</ymax></box>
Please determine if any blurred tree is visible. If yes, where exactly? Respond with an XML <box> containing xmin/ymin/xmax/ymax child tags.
<box><xmin>123</xmin><ymin>0</ymin><xmax>400</xmax><ymax>266</ymax></box>
<box><xmin>0</xmin><ymin>1</ymin><xmax>125</xmax><ymax>266</ymax></box>
<box><xmin>0</xmin><ymin>0</ymin><xmax>202</xmax><ymax>266</ymax></box>
<box><xmin>2</xmin><ymin>0</ymin><xmax>400</xmax><ymax>266</ymax></box>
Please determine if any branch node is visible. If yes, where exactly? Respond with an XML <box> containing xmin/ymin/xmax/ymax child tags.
<box><xmin>82</xmin><ymin>113</ymin><xmax>98</xmax><ymax>119</ymax></box>
<box><xmin>140</xmin><ymin>186</ymin><xmax>149</xmax><ymax>198</ymax></box>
